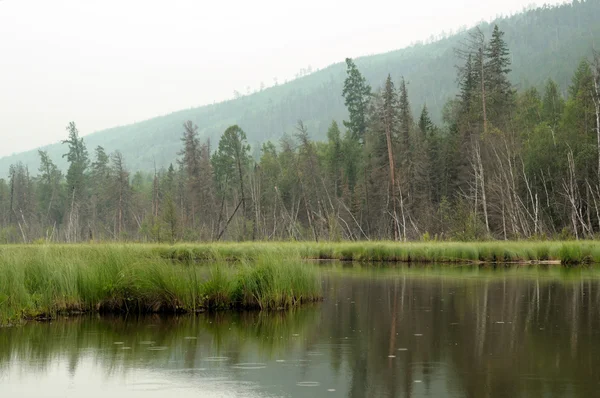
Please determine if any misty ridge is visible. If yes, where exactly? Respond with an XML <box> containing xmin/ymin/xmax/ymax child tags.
<box><xmin>1</xmin><ymin>0</ymin><xmax>600</xmax><ymax>243</ymax></box>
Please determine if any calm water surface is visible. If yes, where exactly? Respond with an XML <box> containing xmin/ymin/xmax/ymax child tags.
<box><xmin>2</xmin><ymin>265</ymin><xmax>600</xmax><ymax>397</ymax></box>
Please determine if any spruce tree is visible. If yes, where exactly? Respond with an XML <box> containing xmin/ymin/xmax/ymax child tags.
<box><xmin>178</xmin><ymin>121</ymin><xmax>202</xmax><ymax>229</ymax></box>
<box><xmin>325</xmin><ymin>121</ymin><xmax>343</xmax><ymax>197</ymax></box>
<box><xmin>398</xmin><ymin>77</ymin><xmax>412</xmax><ymax>159</ymax></box>
<box><xmin>62</xmin><ymin>122</ymin><xmax>89</xmax><ymax>241</ymax></box>
<box><xmin>381</xmin><ymin>74</ymin><xmax>400</xmax><ymax>239</ymax></box>
<box><xmin>485</xmin><ymin>25</ymin><xmax>513</xmax><ymax>127</ymax></box>
<box><xmin>62</xmin><ymin>122</ymin><xmax>89</xmax><ymax>203</ymax></box>
<box><xmin>342</xmin><ymin>58</ymin><xmax>372</xmax><ymax>143</ymax></box>
<box><xmin>418</xmin><ymin>104</ymin><xmax>434</xmax><ymax>137</ymax></box>
<box><xmin>212</xmin><ymin>125</ymin><xmax>251</xmax><ymax>238</ymax></box>
<box><xmin>542</xmin><ymin>79</ymin><xmax>565</xmax><ymax>133</ymax></box>
<box><xmin>37</xmin><ymin>150</ymin><xmax>63</xmax><ymax>229</ymax></box>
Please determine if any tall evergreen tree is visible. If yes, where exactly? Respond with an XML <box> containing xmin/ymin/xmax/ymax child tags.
<box><xmin>485</xmin><ymin>24</ymin><xmax>514</xmax><ymax>127</ymax></box>
<box><xmin>178</xmin><ymin>121</ymin><xmax>202</xmax><ymax>229</ymax></box>
<box><xmin>342</xmin><ymin>58</ymin><xmax>372</xmax><ymax>143</ymax></box>
<box><xmin>37</xmin><ymin>150</ymin><xmax>63</xmax><ymax>232</ymax></box>
<box><xmin>542</xmin><ymin>79</ymin><xmax>565</xmax><ymax>136</ymax></box>
<box><xmin>62</xmin><ymin>122</ymin><xmax>89</xmax><ymax>241</ymax></box>
<box><xmin>110</xmin><ymin>151</ymin><xmax>130</xmax><ymax>238</ymax></box>
<box><xmin>212</xmin><ymin>125</ymin><xmax>251</xmax><ymax>239</ymax></box>
<box><xmin>398</xmin><ymin>77</ymin><xmax>412</xmax><ymax>159</ymax></box>
<box><xmin>325</xmin><ymin>121</ymin><xmax>343</xmax><ymax>197</ymax></box>
<box><xmin>62</xmin><ymin>122</ymin><xmax>89</xmax><ymax>202</ymax></box>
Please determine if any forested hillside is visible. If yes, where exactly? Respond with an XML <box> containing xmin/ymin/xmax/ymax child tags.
<box><xmin>1</xmin><ymin>1</ymin><xmax>599</xmax><ymax>176</ymax></box>
<box><xmin>5</xmin><ymin>1</ymin><xmax>600</xmax><ymax>243</ymax></box>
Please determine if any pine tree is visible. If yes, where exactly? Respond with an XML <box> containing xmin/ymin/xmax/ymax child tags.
<box><xmin>325</xmin><ymin>121</ymin><xmax>343</xmax><ymax>197</ymax></box>
<box><xmin>178</xmin><ymin>121</ymin><xmax>202</xmax><ymax>229</ymax></box>
<box><xmin>37</xmin><ymin>150</ymin><xmax>63</xmax><ymax>231</ymax></box>
<box><xmin>398</xmin><ymin>77</ymin><xmax>412</xmax><ymax>160</ymax></box>
<box><xmin>542</xmin><ymin>79</ymin><xmax>565</xmax><ymax>135</ymax></box>
<box><xmin>418</xmin><ymin>104</ymin><xmax>434</xmax><ymax>138</ymax></box>
<box><xmin>90</xmin><ymin>146</ymin><xmax>111</xmax><ymax>239</ymax></box>
<box><xmin>62</xmin><ymin>122</ymin><xmax>89</xmax><ymax>203</ymax></box>
<box><xmin>418</xmin><ymin>105</ymin><xmax>441</xmax><ymax>204</ymax></box>
<box><xmin>342</xmin><ymin>58</ymin><xmax>372</xmax><ymax>143</ymax></box>
<box><xmin>381</xmin><ymin>75</ymin><xmax>400</xmax><ymax>239</ymax></box>
<box><xmin>110</xmin><ymin>151</ymin><xmax>130</xmax><ymax>238</ymax></box>
<box><xmin>485</xmin><ymin>25</ymin><xmax>514</xmax><ymax>127</ymax></box>
<box><xmin>212</xmin><ymin>125</ymin><xmax>251</xmax><ymax>239</ymax></box>
<box><xmin>458</xmin><ymin>54</ymin><xmax>477</xmax><ymax>116</ymax></box>
<box><xmin>62</xmin><ymin>122</ymin><xmax>89</xmax><ymax>241</ymax></box>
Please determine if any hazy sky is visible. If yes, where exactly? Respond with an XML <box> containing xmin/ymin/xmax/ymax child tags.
<box><xmin>0</xmin><ymin>0</ymin><xmax>566</xmax><ymax>157</ymax></box>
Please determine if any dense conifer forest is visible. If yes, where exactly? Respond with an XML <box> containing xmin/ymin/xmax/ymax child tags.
<box><xmin>4</xmin><ymin>2</ymin><xmax>600</xmax><ymax>242</ymax></box>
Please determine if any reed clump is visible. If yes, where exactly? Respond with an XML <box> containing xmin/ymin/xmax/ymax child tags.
<box><xmin>0</xmin><ymin>245</ymin><xmax>321</xmax><ymax>325</ymax></box>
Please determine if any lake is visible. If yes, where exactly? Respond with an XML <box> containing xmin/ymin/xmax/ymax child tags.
<box><xmin>2</xmin><ymin>265</ymin><xmax>600</xmax><ymax>397</ymax></box>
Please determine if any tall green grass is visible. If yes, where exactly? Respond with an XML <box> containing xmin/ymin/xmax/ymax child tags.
<box><xmin>0</xmin><ymin>246</ymin><xmax>321</xmax><ymax>325</ymax></box>
<box><xmin>4</xmin><ymin>240</ymin><xmax>600</xmax><ymax>324</ymax></box>
<box><xmin>147</xmin><ymin>241</ymin><xmax>600</xmax><ymax>264</ymax></box>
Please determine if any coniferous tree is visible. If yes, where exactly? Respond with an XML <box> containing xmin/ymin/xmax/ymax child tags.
<box><xmin>485</xmin><ymin>24</ymin><xmax>514</xmax><ymax>128</ymax></box>
<box><xmin>62</xmin><ymin>122</ymin><xmax>89</xmax><ymax>241</ymax></box>
<box><xmin>178</xmin><ymin>121</ymin><xmax>202</xmax><ymax>231</ymax></box>
<box><xmin>90</xmin><ymin>146</ymin><xmax>111</xmax><ymax>239</ymax></box>
<box><xmin>398</xmin><ymin>77</ymin><xmax>412</xmax><ymax>161</ymax></box>
<box><xmin>542</xmin><ymin>79</ymin><xmax>565</xmax><ymax>138</ymax></box>
<box><xmin>342</xmin><ymin>58</ymin><xmax>372</xmax><ymax>143</ymax></box>
<box><xmin>325</xmin><ymin>121</ymin><xmax>343</xmax><ymax>197</ymax></box>
<box><xmin>110</xmin><ymin>151</ymin><xmax>130</xmax><ymax>239</ymax></box>
<box><xmin>37</xmin><ymin>150</ymin><xmax>63</xmax><ymax>235</ymax></box>
<box><xmin>212</xmin><ymin>125</ymin><xmax>251</xmax><ymax>239</ymax></box>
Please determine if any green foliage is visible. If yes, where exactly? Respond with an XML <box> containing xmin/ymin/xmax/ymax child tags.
<box><xmin>0</xmin><ymin>245</ymin><xmax>322</xmax><ymax>324</ymax></box>
<box><xmin>4</xmin><ymin>4</ymin><xmax>600</xmax><ymax>243</ymax></box>
<box><xmin>342</xmin><ymin>58</ymin><xmax>372</xmax><ymax>142</ymax></box>
<box><xmin>62</xmin><ymin>122</ymin><xmax>89</xmax><ymax>202</ymax></box>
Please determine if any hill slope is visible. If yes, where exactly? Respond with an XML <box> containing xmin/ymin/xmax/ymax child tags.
<box><xmin>2</xmin><ymin>1</ymin><xmax>599</xmax><ymax>176</ymax></box>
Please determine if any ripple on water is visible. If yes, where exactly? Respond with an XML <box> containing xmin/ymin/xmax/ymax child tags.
<box><xmin>139</xmin><ymin>341</ymin><xmax>155</xmax><ymax>345</ymax></box>
<box><xmin>128</xmin><ymin>381</ymin><xmax>172</xmax><ymax>392</ymax></box>
<box><xmin>297</xmin><ymin>381</ymin><xmax>320</xmax><ymax>387</ymax></box>
<box><xmin>203</xmin><ymin>356</ymin><xmax>230</xmax><ymax>362</ymax></box>
<box><xmin>231</xmin><ymin>363</ymin><xmax>267</xmax><ymax>370</ymax></box>
<box><xmin>166</xmin><ymin>368</ymin><xmax>207</xmax><ymax>373</ymax></box>
<box><xmin>147</xmin><ymin>346</ymin><xmax>168</xmax><ymax>351</ymax></box>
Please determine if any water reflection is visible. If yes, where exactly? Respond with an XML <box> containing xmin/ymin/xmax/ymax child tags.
<box><xmin>2</xmin><ymin>266</ymin><xmax>600</xmax><ymax>397</ymax></box>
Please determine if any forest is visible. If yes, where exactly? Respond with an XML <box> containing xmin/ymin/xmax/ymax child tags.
<box><xmin>3</xmin><ymin>23</ymin><xmax>600</xmax><ymax>243</ymax></box>
<box><xmin>1</xmin><ymin>1</ymin><xmax>598</xmax><ymax>176</ymax></box>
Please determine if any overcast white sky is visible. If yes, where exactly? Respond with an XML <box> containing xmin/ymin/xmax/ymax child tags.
<box><xmin>0</xmin><ymin>0</ymin><xmax>566</xmax><ymax>157</ymax></box>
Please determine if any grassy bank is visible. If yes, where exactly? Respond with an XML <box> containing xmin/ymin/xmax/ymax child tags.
<box><xmin>146</xmin><ymin>240</ymin><xmax>600</xmax><ymax>264</ymax></box>
<box><xmin>3</xmin><ymin>240</ymin><xmax>600</xmax><ymax>324</ymax></box>
<box><xmin>3</xmin><ymin>240</ymin><xmax>600</xmax><ymax>265</ymax></box>
<box><xmin>0</xmin><ymin>246</ymin><xmax>321</xmax><ymax>325</ymax></box>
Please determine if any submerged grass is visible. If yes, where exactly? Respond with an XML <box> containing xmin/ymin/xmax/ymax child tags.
<box><xmin>0</xmin><ymin>245</ymin><xmax>321</xmax><ymax>325</ymax></box>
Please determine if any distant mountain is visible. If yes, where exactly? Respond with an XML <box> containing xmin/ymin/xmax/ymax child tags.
<box><xmin>2</xmin><ymin>0</ymin><xmax>599</xmax><ymax>176</ymax></box>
